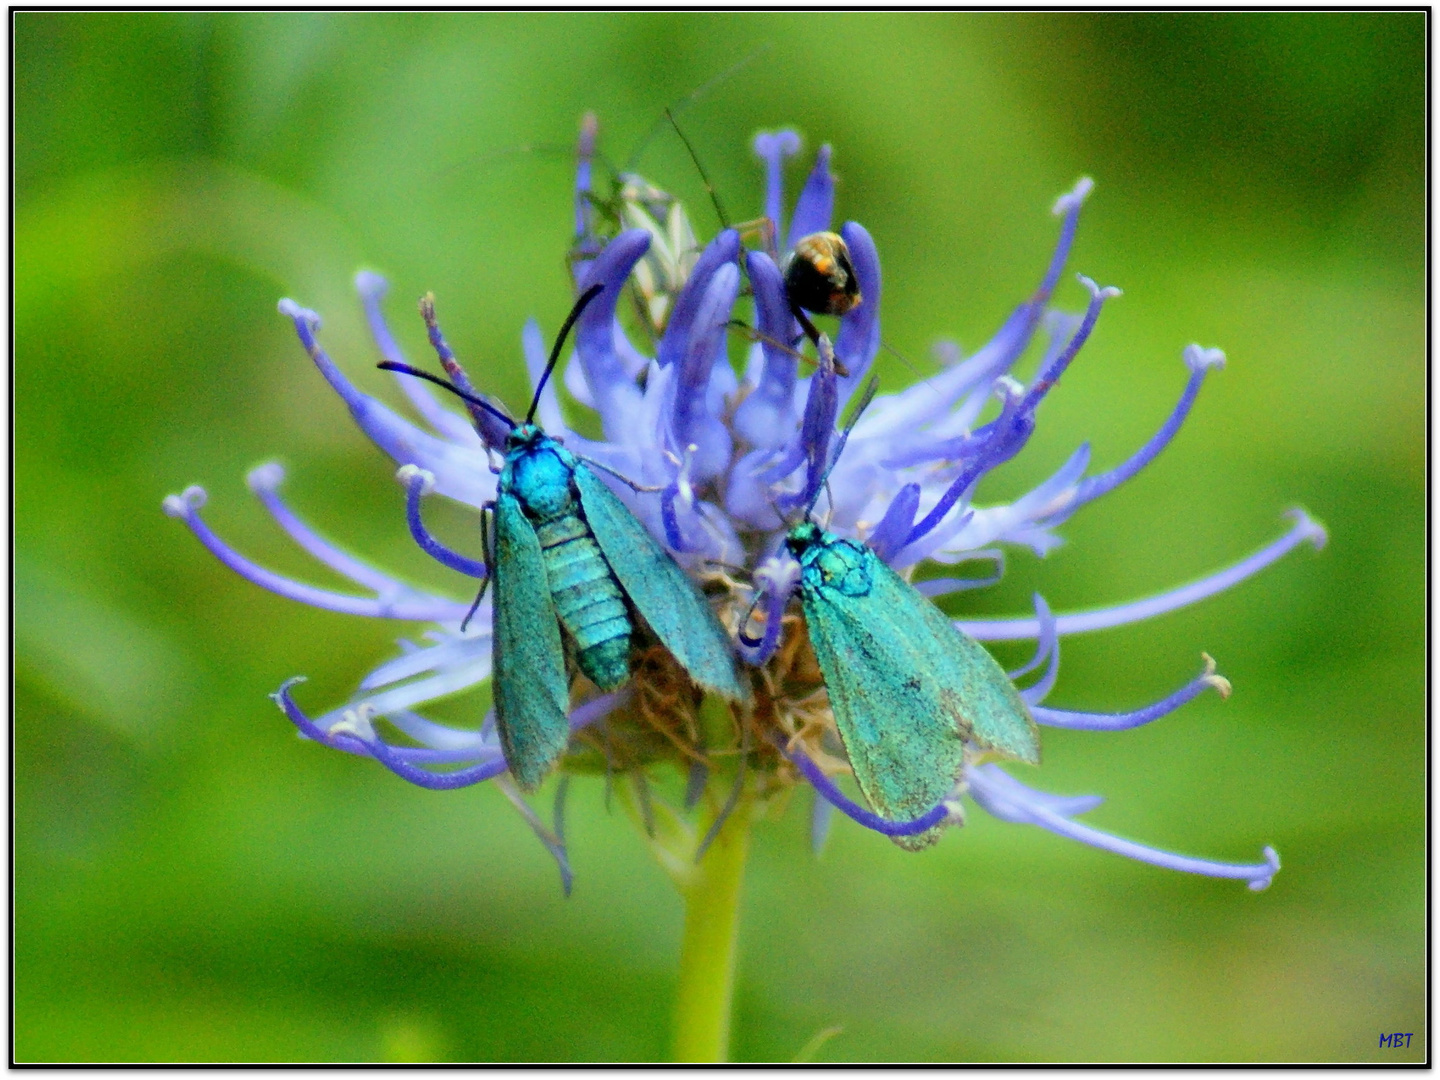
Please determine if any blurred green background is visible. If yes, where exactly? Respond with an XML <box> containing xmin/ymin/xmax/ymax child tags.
<box><xmin>15</xmin><ymin>12</ymin><xmax>1424</xmax><ymax>1063</ymax></box>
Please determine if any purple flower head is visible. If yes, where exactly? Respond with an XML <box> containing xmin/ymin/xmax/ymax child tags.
<box><xmin>166</xmin><ymin>119</ymin><xmax>1321</xmax><ymax>892</ymax></box>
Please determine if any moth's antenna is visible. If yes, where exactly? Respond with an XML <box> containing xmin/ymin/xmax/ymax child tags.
<box><xmin>665</xmin><ymin>108</ymin><xmax>730</xmax><ymax>230</ymax></box>
<box><xmin>624</xmin><ymin>44</ymin><xmax>772</xmax><ymax>174</ymax></box>
<box><xmin>803</xmin><ymin>374</ymin><xmax>880</xmax><ymax>520</ymax></box>
<box><xmin>378</xmin><ymin>362</ymin><xmax>517</xmax><ymax>430</ymax></box>
<box><xmin>528</xmin><ymin>283</ymin><xmax>604</xmax><ymax>425</ymax></box>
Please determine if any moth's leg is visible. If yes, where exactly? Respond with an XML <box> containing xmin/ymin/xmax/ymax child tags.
<box><xmin>461</xmin><ymin>501</ymin><xmax>497</xmax><ymax>633</ymax></box>
<box><xmin>578</xmin><ymin>456</ymin><xmax>666</xmax><ymax>493</ymax></box>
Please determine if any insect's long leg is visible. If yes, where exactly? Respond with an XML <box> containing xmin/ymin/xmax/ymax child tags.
<box><xmin>728</xmin><ymin>216</ymin><xmax>776</xmax><ymax>255</ymax></box>
<box><xmin>437</xmin><ymin>140</ymin><xmax>623</xmax><ymax>187</ymax></box>
<box><xmin>632</xmin><ymin>769</ymin><xmax>656</xmax><ymax>838</ymax></box>
<box><xmin>684</xmin><ymin>758</ymin><xmax>708</xmax><ymax>810</ymax></box>
<box><xmin>664</xmin><ymin>108</ymin><xmax>729</xmax><ymax>231</ymax></box>
<box><xmin>759</xmin><ymin>485</ymin><xmax>790</xmax><ymax>531</ymax></box>
<box><xmin>728</xmin><ymin>319</ymin><xmax>851</xmax><ymax>378</ymax></box>
<box><xmin>625</xmin><ymin>44</ymin><xmax>772</xmax><ymax>174</ymax></box>
<box><xmin>461</xmin><ymin>502</ymin><xmax>496</xmax><ymax>633</ymax></box>
<box><xmin>789</xmin><ymin>301</ymin><xmax>824</xmax><ymax>353</ymax></box>
<box><xmin>460</xmin><ymin>583</ymin><xmax>489</xmax><ymax>634</ymax></box>
<box><xmin>601</xmin><ymin>727</ymin><xmax>615</xmax><ymax>812</ymax></box>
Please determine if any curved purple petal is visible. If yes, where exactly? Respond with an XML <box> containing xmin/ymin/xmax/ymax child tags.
<box><xmin>1034</xmin><ymin>655</ymin><xmax>1231</xmax><ymax>731</ymax></box>
<box><xmin>277</xmin><ymin>299</ymin><xmax>495</xmax><ymax>507</ymax></box>
<box><xmin>355</xmin><ymin>272</ymin><xmax>481</xmax><ymax>446</ymax></box>
<box><xmin>658</xmin><ymin>228</ymin><xmax>740</xmax><ymax>370</ymax></box>
<box><xmin>834</xmin><ymin>221</ymin><xmax>881</xmax><ymax>399</ymax></box>
<box><xmin>901</xmin><ymin>277</ymin><xmax>1119</xmax><ymax>550</ymax></box>
<box><xmin>959</xmin><ymin>510</ymin><xmax>1328</xmax><ymax>641</ymax></box>
<box><xmin>868</xmin><ymin>483</ymin><xmax>920</xmax><ymax>563</ymax></box>
<box><xmin>163</xmin><ymin>487</ymin><xmax>469</xmax><ymax>622</ymax></box>
<box><xmin>575</xmin><ymin>230</ymin><xmax>652</xmax><ymax>435</ymax></box>
<box><xmin>247</xmin><ymin>462</ymin><xmax>399</xmax><ymax>594</ymax></box>
<box><xmin>967</xmin><ymin>764</ymin><xmax>1279</xmax><ymax>890</ymax></box>
<box><xmin>782</xmin><ymin>344</ymin><xmax>839</xmax><ymax>512</ymax></box>
<box><xmin>782</xmin><ymin>739</ymin><xmax>953</xmax><ymax>837</ymax></box>
<box><xmin>753</xmin><ymin>129</ymin><xmax>801</xmax><ymax>252</ymax></box>
<box><xmin>1043</xmin><ymin>345</ymin><xmax>1225</xmax><ymax>527</ymax></box>
<box><xmin>574</xmin><ymin>111</ymin><xmax>599</xmax><ymax>240</ymax></box>
<box><xmin>1009</xmin><ymin>594</ymin><xmax>1058</xmax><ymax>686</ymax></box>
<box><xmin>732</xmin><ymin>248</ymin><xmax>799</xmax><ymax>448</ymax></box>
<box><xmin>787</xmin><ymin>144</ymin><xmax>834</xmax><ymax>248</ymax></box>
<box><xmin>669</xmin><ymin>262</ymin><xmax>739</xmax><ymax>481</ymax></box>
<box><xmin>398</xmin><ymin>466</ymin><xmax>488</xmax><ymax>578</ymax></box>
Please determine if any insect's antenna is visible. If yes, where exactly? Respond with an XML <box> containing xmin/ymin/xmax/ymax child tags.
<box><xmin>803</xmin><ymin>375</ymin><xmax>880</xmax><ymax>520</ymax></box>
<box><xmin>378</xmin><ymin>362</ymin><xmax>517</xmax><ymax>430</ymax></box>
<box><xmin>665</xmin><ymin>108</ymin><xmax>730</xmax><ymax>231</ymax></box>
<box><xmin>439</xmin><ymin>141</ymin><xmax>566</xmax><ymax>180</ymax></box>
<box><xmin>624</xmin><ymin>44</ymin><xmax>773</xmax><ymax>174</ymax></box>
<box><xmin>880</xmin><ymin>339</ymin><xmax>928</xmax><ymax>381</ymax></box>
<box><xmin>435</xmin><ymin>141</ymin><xmax>626</xmax><ymax>193</ymax></box>
<box><xmin>528</xmin><ymin>282</ymin><xmax>604</xmax><ymax>425</ymax></box>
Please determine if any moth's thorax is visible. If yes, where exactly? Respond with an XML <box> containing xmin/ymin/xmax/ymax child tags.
<box><xmin>502</xmin><ymin>429</ymin><xmax>579</xmax><ymax>520</ymax></box>
<box><xmin>788</xmin><ymin>523</ymin><xmax>875</xmax><ymax>598</ymax></box>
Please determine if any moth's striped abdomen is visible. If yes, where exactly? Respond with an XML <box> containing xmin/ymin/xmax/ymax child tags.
<box><xmin>507</xmin><ymin>439</ymin><xmax>633</xmax><ymax>691</ymax></box>
<box><xmin>533</xmin><ymin>509</ymin><xmax>631</xmax><ymax>690</ymax></box>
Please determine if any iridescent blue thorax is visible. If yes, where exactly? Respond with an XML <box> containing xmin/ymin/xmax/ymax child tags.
<box><xmin>786</xmin><ymin>522</ymin><xmax>875</xmax><ymax>599</ymax></box>
<box><xmin>502</xmin><ymin>424</ymin><xmax>581</xmax><ymax>519</ymax></box>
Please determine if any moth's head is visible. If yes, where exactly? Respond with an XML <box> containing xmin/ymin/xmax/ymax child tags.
<box><xmin>506</xmin><ymin>423</ymin><xmax>545</xmax><ymax>453</ymax></box>
<box><xmin>785</xmin><ymin>520</ymin><xmax>823</xmax><ymax>556</ymax></box>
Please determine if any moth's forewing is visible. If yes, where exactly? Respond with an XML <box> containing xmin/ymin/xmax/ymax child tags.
<box><xmin>872</xmin><ymin>557</ymin><xmax>1040</xmax><ymax>764</ymax></box>
<box><xmin>795</xmin><ymin>531</ymin><xmax>1039</xmax><ymax>849</ymax></box>
<box><xmin>492</xmin><ymin>490</ymin><xmax>572</xmax><ymax>791</ymax></box>
<box><xmin>575</xmin><ymin>465</ymin><xmax>747</xmax><ymax>703</ymax></box>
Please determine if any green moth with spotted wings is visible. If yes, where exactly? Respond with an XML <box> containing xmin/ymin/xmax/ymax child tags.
<box><xmin>778</xmin><ymin>379</ymin><xmax>1040</xmax><ymax>849</ymax></box>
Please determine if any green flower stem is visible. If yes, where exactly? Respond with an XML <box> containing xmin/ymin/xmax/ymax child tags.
<box><xmin>671</xmin><ymin>795</ymin><xmax>753</xmax><ymax>1063</ymax></box>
